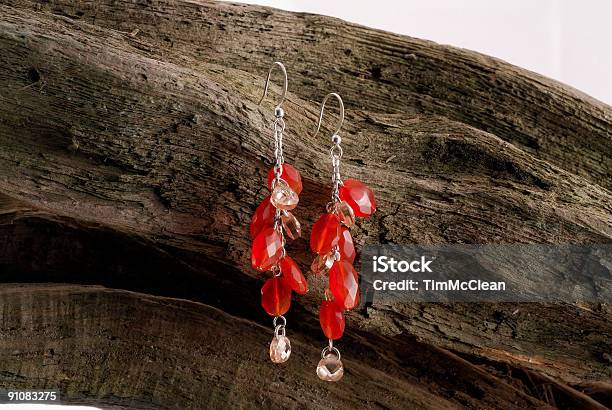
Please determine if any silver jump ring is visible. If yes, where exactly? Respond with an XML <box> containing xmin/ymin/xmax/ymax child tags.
<box><xmin>273</xmin><ymin>315</ymin><xmax>287</xmax><ymax>328</ymax></box>
<box><xmin>321</xmin><ymin>346</ymin><xmax>341</xmax><ymax>360</ymax></box>
<box><xmin>271</xmin><ymin>265</ymin><xmax>282</xmax><ymax>277</ymax></box>
<box><xmin>274</xmin><ymin>325</ymin><xmax>286</xmax><ymax>337</ymax></box>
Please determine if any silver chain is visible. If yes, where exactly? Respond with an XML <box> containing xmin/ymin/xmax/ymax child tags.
<box><xmin>272</xmin><ymin>117</ymin><xmax>285</xmax><ymax>184</ymax></box>
<box><xmin>271</xmin><ymin>112</ymin><xmax>286</xmax><ymax>268</ymax></box>
<box><xmin>330</xmin><ymin>134</ymin><xmax>343</xmax><ymax>205</ymax></box>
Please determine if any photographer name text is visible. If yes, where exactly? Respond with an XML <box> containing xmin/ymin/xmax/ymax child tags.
<box><xmin>371</xmin><ymin>256</ymin><xmax>506</xmax><ymax>292</ymax></box>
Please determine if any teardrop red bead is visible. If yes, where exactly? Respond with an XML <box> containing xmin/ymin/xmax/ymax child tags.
<box><xmin>319</xmin><ymin>300</ymin><xmax>345</xmax><ymax>340</ymax></box>
<box><xmin>310</xmin><ymin>213</ymin><xmax>340</xmax><ymax>254</ymax></box>
<box><xmin>267</xmin><ymin>163</ymin><xmax>303</xmax><ymax>194</ymax></box>
<box><xmin>339</xmin><ymin>179</ymin><xmax>376</xmax><ymax>217</ymax></box>
<box><xmin>261</xmin><ymin>277</ymin><xmax>291</xmax><ymax>316</ymax></box>
<box><xmin>250</xmin><ymin>196</ymin><xmax>275</xmax><ymax>239</ymax></box>
<box><xmin>329</xmin><ymin>260</ymin><xmax>359</xmax><ymax>310</ymax></box>
<box><xmin>280</xmin><ymin>256</ymin><xmax>308</xmax><ymax>295</ymax></box>
<box><xmin>337</xmin><ymin>227</ymin><xmax>355</xmax><ymax>263</ymax></box>
<box><xmin>251</xmin><ymin>227</ymin><xmax>283</xmax><ymax>271</ymax></box>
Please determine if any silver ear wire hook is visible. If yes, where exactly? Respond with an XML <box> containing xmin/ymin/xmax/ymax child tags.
<box><xmin>258</xmin><ymin>61</ymin><xmax>288</xmax><ymax>113</ymax></box>
<box><xmin>313</xmin><ymin>93</ymin><xmax>345</xmax><ymax>207</ymax></box>
<box><xmin>313</xmin><ymin>92</ymin><xmax>345</xmax><ymax>138</ymax></box>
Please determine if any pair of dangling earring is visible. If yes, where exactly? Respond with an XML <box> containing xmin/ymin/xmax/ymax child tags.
<box><xmin>249</xmin><ymin>62</ymin><xmax>376</xmax><ymax>382</ymax></box>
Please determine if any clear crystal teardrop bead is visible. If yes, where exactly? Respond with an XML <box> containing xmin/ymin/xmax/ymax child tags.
<box><xmin>269</xmin><ymin>335</ymin><xmax>291</xmax><ymax>363</ymax></box>
<box><xmin>316</xmin><ymin>355</ymin><xmax>344</xmax><ymax>381</ymax></box>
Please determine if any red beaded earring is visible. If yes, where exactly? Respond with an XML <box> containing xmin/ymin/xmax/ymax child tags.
<box><xmin>250</xmin><ymin>62</ymin><xmax>308</xmax><ymax>363</ymax></box>
<box><xmin>310</xmin><ymin>93</ymin><xmax>376</xmax><ymax>382</ymax></box>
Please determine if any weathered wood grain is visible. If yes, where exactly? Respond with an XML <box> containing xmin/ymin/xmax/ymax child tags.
<box><xmin>3</xmin><ymin>283</ymin><xmax>604</xmax><ymax>409</ymax></box>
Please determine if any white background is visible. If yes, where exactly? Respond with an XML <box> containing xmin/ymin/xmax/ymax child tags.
<box><xmin>230</xmin><ymin>0</ymin><xmax>612</xmax><ymax>104</ymax></box>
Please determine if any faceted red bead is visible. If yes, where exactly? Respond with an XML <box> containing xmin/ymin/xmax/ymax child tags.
<box><xmin>261</xmin><ymin>277</ymin><xmax>291</xmax><ymax>316</ymax></box>
<box><xmin>337</xmin><ymin>227</ymin><xmax>355</xmax><ymax>263</ymax></box>
<box><xmin>319</xmin><ymin>300</ymin><xmax>345</xmax><ymax>340</ymax></box>
<box><xmin>329</xmin><ymin>260</ymin><xmax>359</xmax><ymax>310</ymax></box>
<box><xmin>251</xmin><ymin>227</ymin><xmax>283</xmax><ymax>271</ymax></box>
<box><xmin>310</xmin><ymin>213</ymin><xmax>340</xmax><ymax>255</ymax></box>
<box><xmin>339</xmin><ymin>179</ymin><xmax>376</xmax><ymax>218</ymax></box>
<box><xmin>280</xmin><ymin>256</ymin><xmax>308</xmax><ymax>295</ymax></box>
<box><xmin>267</xmin><ymin>163</ymin><xmax>303</xmax><ymax>194</ymax></box>
<box><xmin>250</xmin><ymin>196</ymin><xmax>275</xmax><ymax>239</ymax></box>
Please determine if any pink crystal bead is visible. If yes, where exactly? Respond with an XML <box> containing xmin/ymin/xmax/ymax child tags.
<box><xmin>336</xmin><ymin>201</ymin><xmax>355</xmax><ymax>227</ymax></box>
<box><xmin>281</xmin><ymin>211</ymin><xmax>301</xmax><ymax>240</ymax></box>
<box><xmin>270</xmin><ymin>180</ymin><xmax>299</xmax><ymax>210</ymax></box>
<box><xmin>269</xmin><ymin>335</ymin><xmax>291</xmax><ymax>363</ymax></box>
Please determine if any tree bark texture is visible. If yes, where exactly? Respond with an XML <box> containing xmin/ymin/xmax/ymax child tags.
<box><xmin>0</xmin><ymin>1</ymin><xmax>610</xmax><ymax>409</ymax></box>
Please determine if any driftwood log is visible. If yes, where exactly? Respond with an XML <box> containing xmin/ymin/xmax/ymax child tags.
<box><xmin>0</xmin><ymin>1</ymin><xmax>610</xmax><ymax>409</ymax></box>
